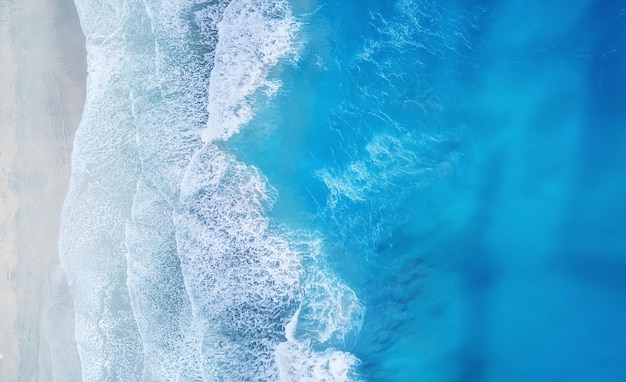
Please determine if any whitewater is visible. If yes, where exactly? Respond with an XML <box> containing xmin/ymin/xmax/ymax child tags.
<box><xmin>59</xmin><ymin>0</ymin><xmax>365</xmax><ymax>380</ymax></box>
<box><xmin>56</xmin><ymin>0</ymin><xmax>626</xmax><ymax>381</ymax></box>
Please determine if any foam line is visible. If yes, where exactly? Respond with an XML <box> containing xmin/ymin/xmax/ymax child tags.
<box><xmin>201</xmin><ymin>0</ymin><xmax>299</xmax><ymax>142</ymax></box>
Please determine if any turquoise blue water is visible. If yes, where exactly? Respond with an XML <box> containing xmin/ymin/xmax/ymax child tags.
<box><xmin>59</xmin><ymin>0</ymin><xmax>626</xmax><ymax>380</ymax></box>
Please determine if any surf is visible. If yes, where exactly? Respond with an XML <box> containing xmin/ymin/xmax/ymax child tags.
<box><xmin>59</xmin><ymin>0</ymin><xmax>364</xmax><ymax>380</ymax></box>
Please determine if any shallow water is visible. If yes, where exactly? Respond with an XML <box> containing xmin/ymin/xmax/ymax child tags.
<box><xmin>58</xmin><ymin>0</ymin><xmax>626</xmax><ymax>381</ymax></box>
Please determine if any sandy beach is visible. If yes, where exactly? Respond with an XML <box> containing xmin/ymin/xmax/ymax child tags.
<box><xmin>0</xmin><ymin>0</ymin><xmax>86</xmax><ymax>380</ymax></box>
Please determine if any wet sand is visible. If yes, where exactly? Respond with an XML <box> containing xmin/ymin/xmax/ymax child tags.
<box><xmin>0</xmin><ymin>0</ymin><xmax>86</xmax><ymax>380</ymax></box>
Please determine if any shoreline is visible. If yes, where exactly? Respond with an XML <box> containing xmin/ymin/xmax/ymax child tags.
<box><xmin>0</xmin><ymin>0</ymin><xmax>86</xmax><ymax>380</ymax></box>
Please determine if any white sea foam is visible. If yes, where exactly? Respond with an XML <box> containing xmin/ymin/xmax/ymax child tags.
<box><xmin>299</xmin><ymin>265</ymin><xmax>365</xmax><ymax>344</ymax></box>
<box><xmin>63</xmin><ymin>0</ymin><xmax>364</xmax><ymax>380</ymax></box>
<box><xmin>59</xmin><ymin>8</ymin><xmax>145</xmax><ymax>375</ymax></box>
<box><xmin>201</xmin><ymin>0</ymin><xmax>299</xmax><ymax>142</ymax></box>
<box><xmin>276</xmin><ymin>241</ymin><xmax>364</xmax><ymax>381</ymax></box>
<box><xmin>177</xmin><ymin>0</ymin><xmax>364</xmax><ymax>377</ymax></box>
<box><xmin>276</xmin><ymin>309</ymin><xmax>361</xmax><ymax>382</ymax></box>
<box><xmin>62</xmin><ymin>0</ymin><xmax>198</xmax><ymax>380</ymax></box>
<box><xmin>125</xmin><ymin>180</ymin><xmax>203</xmax><ymax>381</ymax></box>
<box><xmin>174</xmin><ymin>143</ymin><xmax>364</xmax><ymax>381</ymax></box>
<box><xmin>73</xmin><ymin>0</ymin><xmax>129</xmax><ymax>46</ymax></box>
<box><xmin>122</xmin><ymin>1</ymin><xmax>229</xmax><ymax>380</ymax></box>
<box><xmin>175</xmin><ymin>143</ymin><xmax>302</xmax><ymax>380</ymax></box>
<box><xmin>316</xmin><ymin>132</ymin><xmax>450</xmax><ymax>209</ymax></box>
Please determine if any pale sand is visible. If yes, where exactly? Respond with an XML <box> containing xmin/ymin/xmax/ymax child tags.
<box><xmin>0</xmin><ymin>0</ymin><xmax>86</xmax><ymax>380</ymax></box>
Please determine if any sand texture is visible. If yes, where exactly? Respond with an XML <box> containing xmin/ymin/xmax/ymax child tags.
<box><xmin>0</xmin><ymin>0</ymin><xmax>86</xmax><ymax>380</ymax></box>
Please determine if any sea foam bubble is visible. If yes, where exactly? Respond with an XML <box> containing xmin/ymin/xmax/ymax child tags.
<box><xmin>201</xmin><ymin>0</ymin><xmax>299</xmax><ymax>142</ymax></box>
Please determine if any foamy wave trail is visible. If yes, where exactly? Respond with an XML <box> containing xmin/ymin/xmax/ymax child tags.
<box><xmin>123</xmin><ymin>0</ymin><xmax>227</xmax><ymax>379</ymax></box>
<box><xmin>60</xmin><ymin>0</ymin><xmax>145</xmax><ymax>380</ymax></box>
<box><xmin>61</xmin><ymin>0</ymin><xmax>364</xmax><ymax>380</ymax></box>
<box><xmin>201</xmin><ymin>0</ymin><xmax>298</xmax><ymax>142</ymax></box>
<box><xmin>174</xmin><ymin>0</ymin><xmax>364</xmax><ymax>379</ymax></box>
<box><xmin>174</xmin><ymin>143</ymin><xmax>363</xmax><ymax>380</ymax></box>
<box><xmin>61</xmin><ymin>0</ymin><xmax>214</xmax><ymax>380</ymax></box>
<box><xmin>174</xmin><ymin>143</ymin><xmax>300</xmax><ymax>380</ymax></box>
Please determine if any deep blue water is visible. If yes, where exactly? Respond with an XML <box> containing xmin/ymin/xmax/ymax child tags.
<box><xmin>59</xmin><ymin>0</ymin><xmax>626</xmax><ymax>380</ymax></box>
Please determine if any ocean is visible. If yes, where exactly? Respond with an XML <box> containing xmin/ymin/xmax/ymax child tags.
<box><xmin>57</xmin><ymin>0</ymin><xmax>626</xmax><ymax>381</ymax></box>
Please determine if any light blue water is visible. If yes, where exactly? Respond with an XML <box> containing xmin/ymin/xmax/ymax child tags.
<box><xmin>59</xmin><ymin>0</ymin><xmax>626</xmax><ymax>381</ymax></box>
